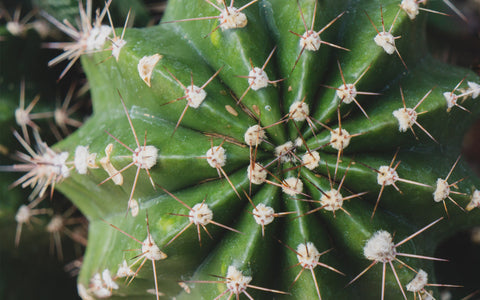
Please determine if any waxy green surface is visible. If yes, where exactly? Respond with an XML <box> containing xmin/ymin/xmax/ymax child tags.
<box><xmin>50</xmin><ymin>0</ymin><xmax>480</xmax><ymax>298</ymax></box>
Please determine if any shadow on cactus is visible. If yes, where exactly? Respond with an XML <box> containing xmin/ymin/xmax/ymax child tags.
<box><xmin>2</xmin><ymin>0</ymin><xmax>480</xmax><ymax>299</ymax></box>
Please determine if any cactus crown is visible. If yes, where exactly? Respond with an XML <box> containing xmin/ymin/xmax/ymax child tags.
<box><xmin>1</xmin><ymin>0</ymin><xmax>480</xmax><ymax>299</ymax></box>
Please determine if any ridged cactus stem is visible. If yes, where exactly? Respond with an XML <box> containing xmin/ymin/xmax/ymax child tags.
<box><xmin>1</xmin><ymin>0</ymin><xmax>480</xmax><ymax>299</ymax></box>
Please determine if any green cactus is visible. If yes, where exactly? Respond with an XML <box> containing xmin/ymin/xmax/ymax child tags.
<box><xmin>2</xmin><ymin>0</ymin><xmax>480</xmax><ymax>299</ymax></box>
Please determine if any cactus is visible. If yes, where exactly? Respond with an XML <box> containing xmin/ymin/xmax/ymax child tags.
<box><xmin>2</xmin><ymin>0</ymin><xmax>480</xmax><ymax>299</ymax></box>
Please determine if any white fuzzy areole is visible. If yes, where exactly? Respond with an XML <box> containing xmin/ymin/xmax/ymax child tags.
<box><xmin>54</xmin><ymin>152</ymin><xmax>71</xmax><ymax>178</ymax></box>
<box><xmin>47</xmin><ymin>215</ymin><xmax>63</xmax><ymax>233</ymax></box>
<box><xmin>226</xmin><ymin>266</ymin><xmax>251</xmax><ymax>293</ymax></box>
<box><xmin>275</xmin><ymin>141</ymin><xmax>294</xmax><ymax>163</ymax></box>
<box><xmin>321</xmin><ymin>189</ymin><xmax>344</xmax><ymax>211</ymax></box>
<box><xmin>443</xmin><ymin>92</ymin><xmax>458</xmax><ymax>110</ymax></box>
<box><xmin>14</xmin><ymin>107</ymin><xmax>29</xmax><ymax>127</ymax></box>
<box><xmin>294</xmin><ymin>137</ymin><xmax>303</xmax><ymax>148</ymax></box>
<box><xmin>128</xmin><ymin>199</ymin><xmax>139</xmax><ymax>217</ymax></box>
<box><xmin>90</xmin><ymin>273</ymin><xmax>103</xmax><ymax>291</ymax></box>
<box><xmin>247</xmin><ymin>162</ymin><xmax>267</xmax><ymax>184</ymax></box>
<box><xmin>116</xmin><ymin>260</ymin><xmax>135</xmax><ymax>278</ymax></box>
<box><xmin>75</xmin><ymin>145</ymin><xmax>98</xmax><ymax>174</ymax></box>
<box><xmin>252</xmin><ymin>203</ymin><xmax>275</xmax><ymax>226</ymax></box>
<box><xmin>54</xmin><ymin>107</ymin><xmax>68</xmax><ymax>126</ymax></box>
<box><xmin>133</xmin><ymin>145</ymin><xmax>158</xmax><ymax>169</ymax></box>
<box><xmin>85</xmin><ymin>25</ymin><xmax>112</xmax><ymax>51</ymax></box>
<box><xmin>74</xmin><ymin>146</ymin><xmax>89</xmax><ymax>174</ymax></box>
<box><xmin>289</xmin><ymin>101</ymin><xmax>310</xmax><ymax>121</ymax></box>
<box><xmin>393</xmin><ymin>107</ymin><xmax>417</xmax><ymax>132</ymax></box>
<box><xmin>189</xmin><ymin>203</ymin><xmax>213</xmax><ymax>225</ymax></box>
<box><xmin>302</xmin><ymin>151</ymin><xmax>320</xmax><ymax>170</ymax></box>
<box><xmin>185</xmin><ymin>85</ymin><xmax>207</xmax><ymax>108</ymax></box>
<box><xmin>112</xmin><ymin>39</ymin><xmax>127</xmax><ymax>61</ymax></box>
<box><xmin>296</xmin><ymin>242</ymin><xmax>320</xmax><ymax>269</ymax></box>
<box><xmin>219</xmin><ymin>7</ymin><xmax>247</xmax><ymax>30</ymax></box>
<box><xmin>363</xmin><ymin>230</ymin><xmax>396</xmax><ymax>262</ymax></box>
<box><xmin>15</xmin><ymin>205</ymin><xmax>31</xmax><ymax>223</ymax></box>
<box><xmin>206</xmin><ymin>146</ymin><xmax>227</xmax><ymax>168</ymax></box>
<box><xmin>406</xmin><ymin>269</ymin><xmax>428</xmax><ymax>293</ymax></box>
<box><xmin>137</xmin><ymin>54</ymin><xmax>162</xmax><ymax>87</ymax></box>
<box><xmin>30</xmin><ymin>144</ymin><xmax>70</xmax><ymax>183</ymax></box>
<box><xmin>330</xmin><ymin>128</ymin><xmax>351</xmax><ymax>150</ymax></box>
<box><xmin>90</xmin><ymin>272</ymin><xmax>112</xmax><ymax>299</ymax></box>
<box><xmin>467</xmin><ymin>81</ymin><xmax>480</xmax><ymax>99</ymax></box>
<box><xmin>244</xmin><ymin>125</ymin><xmax>266</xmax><ymax>146</ymax></box>
<box><xmin>142</xmin><ymin>234</ymin><xmax>167</xmax><ymax>261</ymax></box>
<box><xmin>282</xmin><ymin>177</ymin><xmax>303</xmax><ymax>196</ymax></box>
<box><xmin>337</xmin><ymin>83</ymin><xmax>357</xmax><ymax>104</ymax></box>
<box><xmin>102</xmin><ymin>269</ymin><xmax>119</xmax><ymax>290</ymax></box>
<box><xmin>467</xmin><ymin>189</ymin><xmax>480</xmax><ymax>211</ymax></box>
<box><xmin>248</xmin><ymin>67</ymin><xmax>269</xmax><ymax>91</ymax></box>
<box><xmin>374</xmin><ymin>32</ymin><xmax>396</xmax><ymax>54</ymax></box>
<box><xmin>400</xmin><ymin>0</ymin><xmax>420</xmax><ymax>20</ymax></box>
<box><xmin>7</xmin><ymin>21</ymin><xmax>25</xmax><ymax>36</ymax></box>
<box><xmin>433</xmin><ymin>178</ymin><xmax>450</xmax><ymax>202</ymax></box>
<box><xmin>300</xmin><ymin>30</ymin><xmax>321</xmax><ymax>51</ymax></box>
<box><xmin>377</xmin><ymin>165</ymin><xmax>399</xmax><ymax>186</ymax></box>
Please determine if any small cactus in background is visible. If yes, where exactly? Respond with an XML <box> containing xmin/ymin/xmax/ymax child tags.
<box><xmin>1</xmin><ymin>0</ymin><xmax>480</xmax><ymax>299</ymax></box>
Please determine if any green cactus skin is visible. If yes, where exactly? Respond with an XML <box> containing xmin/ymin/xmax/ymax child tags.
<box><xmin>3</xmin><ymin>0</ymin><xmax>480</xmax><ymax>299</ymax></box>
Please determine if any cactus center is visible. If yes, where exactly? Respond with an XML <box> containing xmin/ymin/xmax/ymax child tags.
<box><xmin>275</xmin><ymin>141</ymin><xmax>295</xmax><ymax>163</ymax></box>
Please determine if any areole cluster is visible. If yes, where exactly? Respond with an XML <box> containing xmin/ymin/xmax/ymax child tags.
<box><xmin>2</xmin><ymin>0</ymin><xmax>480</xmax><ymax>299</ymax></box>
